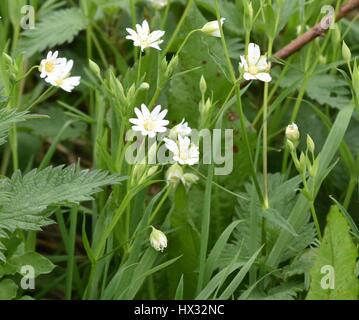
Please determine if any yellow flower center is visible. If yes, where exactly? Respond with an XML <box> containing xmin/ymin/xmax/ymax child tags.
<box><xmin>248</xmin><ymin>65</ymin><xmax>258</xmax><ymax>75</ymax></box>
<box><xmin>143</xmin><ymin>119</ymin><xmax>156</xmax><ymax>131</ymax></box>
<box><xmin>45</xmin><ymin>61</ymin><xmax>55</xmax><ymax>73</ymax></box>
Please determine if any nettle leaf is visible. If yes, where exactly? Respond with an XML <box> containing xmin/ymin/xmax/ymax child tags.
<box><xmin>17</xmin><ymin>8</ymin><xmax>88</xmax><ymax>57</ymax></box>
<box><xmin>307</xmin><ymin>74</ymin><xmax>351</xmax><ymax>109</ymax></box>
<box><xmin>306</xmin><ymin>206</ymin><xmax>359</xmax><ymax>300</ymax></box>
<box><xmin>0</xmin><ymin>109</ymin><xmax>30</xmax><ymax>146</ymax></box>
<box><xmin>0</xmin><ymin>165</ymin><xmax>124</xmax><ymax>261</ymax></box>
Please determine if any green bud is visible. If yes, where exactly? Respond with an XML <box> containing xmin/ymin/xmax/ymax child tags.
<box><xmin>352</xmin><ymin>61</ymin><xmax>359</xmax><ymax>99</ymax></box>
<box><xmin>286</xmin><ymin>139</ymin><xmax>295</xmax><ymax>153</ymax></box>
<box><xmin>2</xmin><ymin>52</ymin><xmax>13</xmax><ymax>66</ymax></box>
<box><xmin>165</xmin><ymin>55</ymin><xmax>178</xmax><ymax>78</ymax></box>
<box><xmin>147</xmin><ymin>166</ymin><xmax>159</xmax><ymax>177</ymax></box>
<box><xmin>306</xmin><ymin>134</ymin><xmax>315</xmax><ymax>154</ymax></box>
<box><xmin>89</xmin><ymin>59</ymin><xmax>101</xmax><ymax>78</ymax></box>
<box><xmin>342</xmin><ymin>41</ymin><xmax>351</xmax><ymax>63</ymax></box>
<box><xmin>299</xmin><ymin>152</ymin><xmax>306</xmax><ymax>172</ymax></box>
<box><xmin>161</xmin><ymin>57</ymin><xmax>168</xmax><ymax>73</ymax></box>
<box><xmin>199</xmin><ymin>75</ymin><xmax>207</xmax><ymax>96</ymax></box>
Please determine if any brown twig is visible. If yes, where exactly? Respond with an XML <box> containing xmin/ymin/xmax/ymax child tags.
<box><xmin>274</xmin><ymin>0</ymin><xmax>359</xmax><ymax>60</ymax></box>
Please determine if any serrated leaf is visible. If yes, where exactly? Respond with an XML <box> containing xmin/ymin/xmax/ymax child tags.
<box><xmin>307</xmin><ymin>74</ymin><xmax>351</xmax><ymax>109</ymax></box>
<box><xmin>306</xmin><ymin>206</ymin><xmax>359</xmax><ymax>300</ymax></box>
<box><xmin>17</xmin><ymin>8</ymin><xmax>88</xmax><ymax>57</ymax></box>
<box><xmin>0</xmin><ymin>109</ymin><xmax>30</xmax><ymax>146</ymax></box>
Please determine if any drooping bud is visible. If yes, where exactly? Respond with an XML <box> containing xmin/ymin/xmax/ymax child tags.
<box><xmin>183</xmin><ymin>173</ymin><xmax>199</xmax><ymax>189</ymax></box>
<box><xmin>166</xmin><ymin>163</ymin><xmax>184</xmax><ymax>185</ymax></box>
<box><xmin>200</xmin><ymin>18</ymin><xmax>225</xmax><ymax>38</ymax></box>
<box><xmin>150</xmin><ymin>226</ymin><xmax>168</xmax><ymax>252</ymax></box>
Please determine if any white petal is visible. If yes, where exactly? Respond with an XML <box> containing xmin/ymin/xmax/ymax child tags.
<box><xmin>256</xmin><ymin>56</ymin><xmax>269</xmax><ymax>71</ymax></box>
<box><xmin>129</xmin><ymin>118</ymin><xmax>142</xmax><ymax>125</ymax></box>
<box><xmin>255</xmin><ymin>73</ymin><xmax>272</xmax><ymax>82</ymax></box>
<box><xmin>239</xmin><ymin>56</ymin><xmax>248</xmax><ymax>70</ymax></box>
<box><xmin>243</xmin><ymin>72</ymin><xmax>257</xmax><ymax>80</ymax></box>
<box><xmin>142</xmin><ymin>20</ymin><xmax>150</xmax><ymax>36</ymax></box>
<box><xmin>248</xmin><ymin>43</ymin><xmax>261</xmax><ymax>66</ymax></box>
<box><xmin>134</xmin><ymin>107</ymin><xmax>144</xmax><ymax>120</ymax></box>
<box><xmin>151</xmin><ymin>105</ymin><xmax>162</xmax><ymax>118</ymax></box>
<box><xmin>140</xmin><ymin>104</ymin><xmax>150</xmax><ymax>118</ymax></box>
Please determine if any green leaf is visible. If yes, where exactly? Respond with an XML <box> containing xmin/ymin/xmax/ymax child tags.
<box><xmin>17</xmin><ymin>8</ymin><xmax>88</xmax><ymax>57</ymax></box>
<box><xmin>306</xmin><ymin>206</ymin><xmax>359</xmax><ymax>300</ymax></box>
<box><xmin>7</xmin><ymin>252</ymin><xmax>55</xmax><ymax>277</ymax></box>
<box><xmin>307</xmin><ymin>74</ymin><xmax>351</xmax><ymax>109</ymax></box>
<box><xmin>0</xmin><ymin>165</ymin><xmax>124</xmax><ymax>260</ymax></box>
<box><xmin>0</xmin><ymin>109</ymin><xmax>30</xmax><ymax>146</ymax></box>
<box><xmin>0</xmin><ymin>279</ymin><xmax>18</xmax><ymax>300</ymax></box>
<box><xmin>262</xmin><ymin>208</ymin><xmax>298</xmax><ymax>237</ymax></box>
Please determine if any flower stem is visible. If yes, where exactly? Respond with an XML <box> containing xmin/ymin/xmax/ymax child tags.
<box><xmin>25</xmin><ymin>86</ymin><xmax>55</xmax><ymax>111</ymax></box>
<box><xmin>137</xmin><ymin>51</ymin><xmax>142</xmax><ymax>85</ymax></box>
<box><xmin>214</xmin><ymin>0</ymin><xmax>264</xmax><ymax>204</ymax></box>
<box><xmin>262</xmin><ymin>40</ymin><xmax>273</xmax><ymax>209</ymax></box>
<box><xmin>163</xmin><ymin>0</ymin><xmax>194</xmax><ymax>56</ymax></box>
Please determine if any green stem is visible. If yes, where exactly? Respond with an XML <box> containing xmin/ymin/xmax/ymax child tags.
<box><xmin>65</xmin><ymin>206</ymin><xmax>78</xmax><ymax>300</ymax></box>
<box><xmin>163</xmin><ymin>0</ymin><xmax>194</xmax><ymax>55</ymax></box>
<box><xmin>214</xmin><ymin>0</ymin><xmax>263</xmax><ymax>204</ymax></box>
<box><xmin>25</xmin><ymin>87</ymin><xmax>55</xmax><ymax>111</ymax></box>
<box><xmin>137</xmin><ymin>51</ymin><xmax>142</xmax><ymax>85</ymax></box>
<box><xmin>343</xmin><ymin>177</ymin><xmax>356</xmax><ymax>209</ymax></box>
<box><xmin>262</xmin><ymin>40</ymin><xmax>273</xmax><ymax>209</ymax></box>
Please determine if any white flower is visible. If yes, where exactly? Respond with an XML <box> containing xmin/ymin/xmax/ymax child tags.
<box><xmin>285</xmin><ymin>123</ymin><xmax>300</xmax><ymax>142</ymax></box>
<box><xmin>169</xmin><ymin>119</ymin><xmax>192</xmax><ymax>139</ymax></box>
<box><xmin>150</xmin><ymin>226</ymin><xmax>167</xmax><ymax>252</ymax></box>
<box><xmin>201</xmin><ymin>18</ymin><xmax>225</xmax><ymax>38</ymax></box>
<box><xmin>126</xmin><ymin>20</ymin><xmax>165</xmax><ymax>52</ymax></box>
<box><xmin>39</xmin><ymin>51</ymin><xmax>66</xmax><ymax>79</ymax></box>
<box><xmin>239</xmin><ymin>43</ymin><xmax>272</xmax><ymax>82</ymax></box>
<box><xmin>129</xmin><ymin>104</ymin><xmax>169</xmax><ymax>138</ymax></box>
<box><xmin>45</xmin><ymin>59</ymin><xmax>81</xmax><ymax>93</ymax></box>
<box><xmin>149</xmin><ymin>0</ymin><xmax>168</xmax><ymax>9</ymax></box>
<box><xmin>164</xmin><ymin>135</ymin><xmax>199</xmax><ymax>165</ymax></box>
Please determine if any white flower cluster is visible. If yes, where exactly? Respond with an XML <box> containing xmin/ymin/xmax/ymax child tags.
<box><xmin>39</xmin><ymin>51</ymin><xmax>81</xmax><ymax>92</ymax></box>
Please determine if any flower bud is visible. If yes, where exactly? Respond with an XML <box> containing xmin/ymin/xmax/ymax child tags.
<box><xmin>150</xmin><ymin>226</ymin><xmax>167</xmax><ymax>252</ymax></box>
<box><xmin>2</xmin><ymin>52</ymin><xmax>13</xmax><ymax>66</ymax></box>
<box><xmin>306</xmin><ymin>134</ymin><xmax>315</xmax><ymax>154</ymax></box>
<box><xmin>147</xmin><ymin>166</ymin><xmax>159</xmax><ymax>177</ymax></box>
<box><xmin>286</xmin><ymin>139</ymin><xmax>295</xmax><ymax>153</ymax></box>
<box><xmin>139</xmin><ymin>82</ymin><xmax>150</xmax><ymax>91</ymax></box>
<box><xmin>150</xmin><ymin>0</ymin><xmax>168</xmax><ymax>10</ymax></box>
<box><xmin>342</xmin><ymin>41</ymin><xmax>351</xmax><ymax>63</ymax></box>
<box><xmin>199</xmin><ymin>75</ymin><xmax>207</xmax><ymax>96</ymax></box>
<box><xmin>299</xmin><ymin>152</ymin><xmax>306</xmax><ymax>172</ymax></box>
<box><xmin>285</xmin><ymin>123</ymin><xmax>300</xmax><ymax>147</ymax></box>
<box><xmin>165</xmin><ymin>55</ymin><xmax>178</xmax><ymax>78</ymax></box>
<box><xmin>201</xmin><ymin>18</ymin><xmax>225</xmax><ymax>38</ymax></box>
<box><xmin>89</xmin><ymin>59</ymin><xmax>101</xmax><ymax>78</ymax></box>
<box><xmin>169</xmin><ymin>119</ymin><xmax>191</xmax><ymax>139</ymax></box>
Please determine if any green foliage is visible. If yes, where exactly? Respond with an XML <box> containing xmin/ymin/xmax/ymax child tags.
<box><xmin>306</xmin><ymin>206</ymin><xmax>359</xmax><ymax>300</ymax></box>
<box><xmin>0</xmin><ymin>165</ymin><xmax>123</xmax><ymax>261</ymax></box>
<box><xmin>0</xmin><ymin>108</ymin><xmax>30</xmax><ymax>146</ymax></box>
<box><xmin>17</xmin><ymin>8</ymin><xmax>88</xmax><ymax>57</ymax></box>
